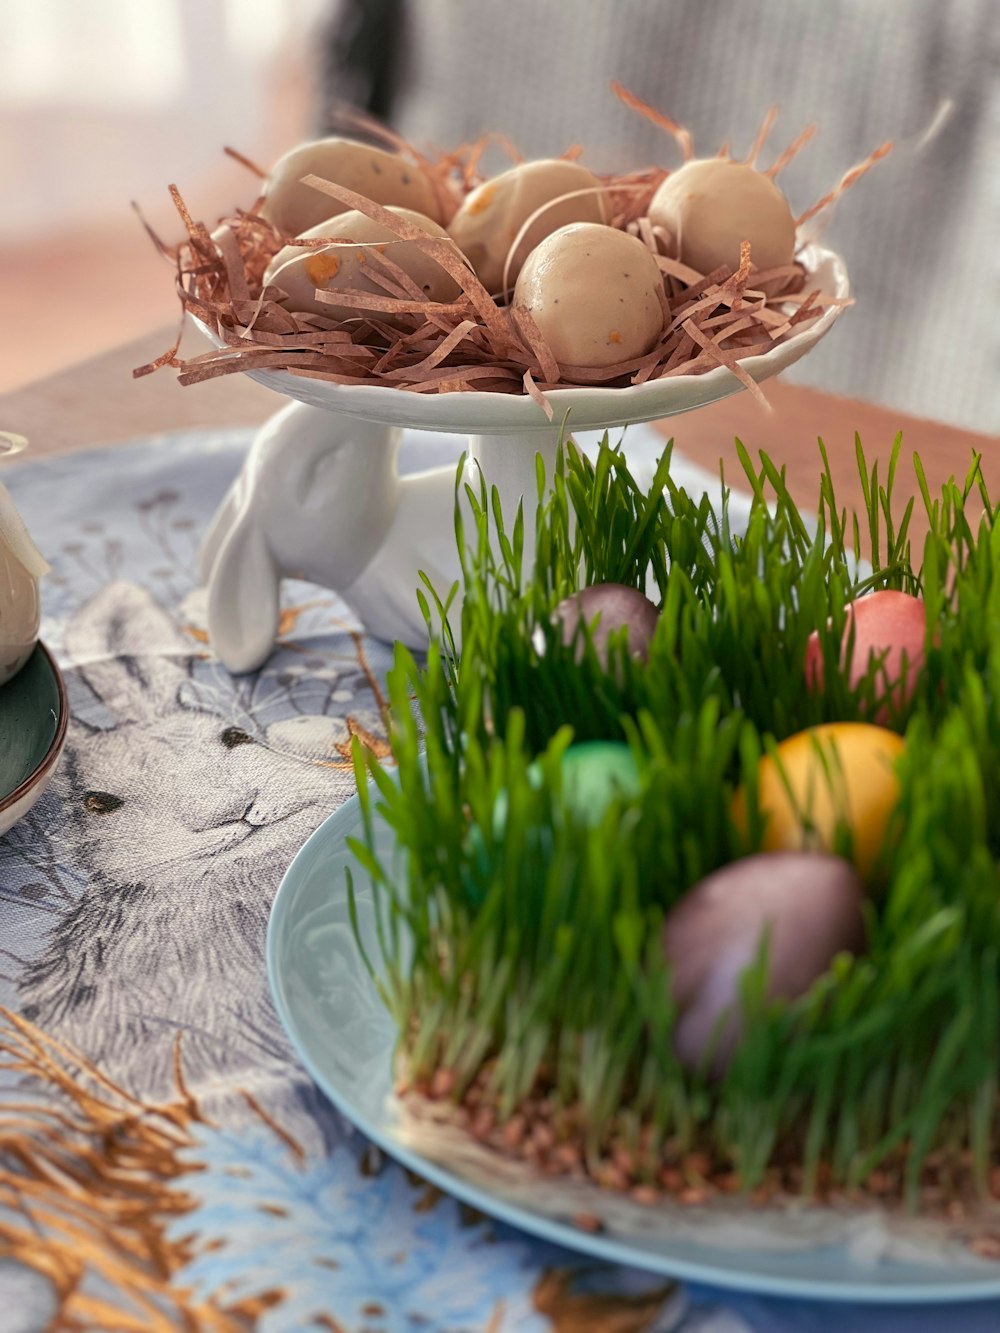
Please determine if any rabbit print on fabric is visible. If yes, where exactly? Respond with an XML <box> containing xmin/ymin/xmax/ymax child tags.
<box><xmin>19</xmin><ymin>579</ymin><xmax>368</xmax><ymax>1132</ymax></box>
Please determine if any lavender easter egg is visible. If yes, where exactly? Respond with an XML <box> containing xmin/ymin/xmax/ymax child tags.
<box><xmin>663</xmin><ymin>851</ymin><xmax>866</xmax><ymax>1072</ymax></box>
<box><xmin>552</xmin><ymin>583</ymin><xmax>659</xmax><ymax>665</ymax></box>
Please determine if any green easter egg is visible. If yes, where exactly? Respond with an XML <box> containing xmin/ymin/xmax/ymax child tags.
<box><xmin>559</xmin><ymin>741</ymin><xmax>641</xmax><ymax>826</ymax></box>
<box><xmin>464</xmin><ymin>767</ymin><xmax>545</xmax><ymax>905</ymax></box>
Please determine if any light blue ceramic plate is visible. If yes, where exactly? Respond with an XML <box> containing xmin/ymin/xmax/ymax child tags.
<box><xmin>267</xmin><ymin>791</ymin><xmax>1000</xmax><ymax>1305</ymax></box>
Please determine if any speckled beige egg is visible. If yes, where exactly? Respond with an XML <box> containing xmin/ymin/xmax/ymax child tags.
<box><xmin>512</xmin><ymin>223</ymin><xmax>664</xmax><ymax>369</ymax></box>
<box><xmin>447</xmin><ymin>159</ymin><xmax>609</xmax><ymax>296</ymax></box>
<box><xmin>263</xmin><ymin>207</ymin><xmax>463</xmax><ymax>322</ymax></box>
<box><xmin>648</xmin><ymin>158</ymin><xmax>796</xmax><ymax>275</ymax></box>
<box><xmin>259</xmin><ymin>137</ymin><xmax>444</xmax><ymax>236</ymax></box>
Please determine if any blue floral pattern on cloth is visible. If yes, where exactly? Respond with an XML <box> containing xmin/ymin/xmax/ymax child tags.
<box><xmin>0</xmin><ymin>427</ymin><xmax>996</xmax><ymax>1332</ymax></box>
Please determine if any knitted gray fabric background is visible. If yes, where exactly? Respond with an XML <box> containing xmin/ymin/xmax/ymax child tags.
<box><xmin>342</xmin><ymin>0</ymin><xmax>999</xmax><ymax>434</ymax></box>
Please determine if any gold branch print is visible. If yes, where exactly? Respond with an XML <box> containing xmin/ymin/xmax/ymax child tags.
<box><xmin>0</xmin><ymin>1009</ymin><xmax>285</xmax><ymax>1331</ymax></box>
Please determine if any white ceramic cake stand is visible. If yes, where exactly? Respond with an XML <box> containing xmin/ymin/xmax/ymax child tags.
<box><xmin>198</xmin><ymin>244</ymin><xmax>848</xmax><ymax>671</ymax></box>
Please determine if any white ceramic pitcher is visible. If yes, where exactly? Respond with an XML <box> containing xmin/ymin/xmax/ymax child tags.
<box><xmin>0</xmin><ymin>433</ymin><xmax>50</xmax><ymax>682</ymax></box>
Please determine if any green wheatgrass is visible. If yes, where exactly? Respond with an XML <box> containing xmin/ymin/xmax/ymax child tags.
<box><xmin>348</xmin><ymin>430</ymin><xmax>1000</xmax><ymax>1205</ymax></box>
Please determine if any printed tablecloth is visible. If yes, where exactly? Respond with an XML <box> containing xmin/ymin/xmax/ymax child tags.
<box><xmin>0</xmin><ymin>424</ymin><xmax>996</xmax><ymax>1332</ymax></box>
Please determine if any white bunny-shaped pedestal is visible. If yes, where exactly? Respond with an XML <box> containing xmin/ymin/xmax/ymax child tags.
<box><xmin>196</xmin><ymin>241</ymin><xmax>849</xmax><ymax>671</ymax></box>
<box><xmin>201</xmin><ymin>402</ymin><xmax>565</xmax><ymax>672</ymax></box>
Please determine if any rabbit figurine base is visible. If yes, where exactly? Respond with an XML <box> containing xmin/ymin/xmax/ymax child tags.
<box><xmin>201</xmin><ymin>401</ymin><xmax>565</xmax><ymax>673</ymax></box>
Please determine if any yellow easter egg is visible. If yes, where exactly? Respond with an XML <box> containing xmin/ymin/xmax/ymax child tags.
<box><xmin>733</xmin><ymin>723</ymin><xmax>905</xmax><ymax>881</ymax></box>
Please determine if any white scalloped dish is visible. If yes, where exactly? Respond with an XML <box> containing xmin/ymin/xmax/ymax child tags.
<box><xmin>194</xmin><ymin>243</ymin><xmax>848</xmax><ymax>436</ymax></box>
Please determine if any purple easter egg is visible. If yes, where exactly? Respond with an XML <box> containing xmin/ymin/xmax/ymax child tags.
<box><xmin>552</xmin><ymin>583</ymin><xmax>659</xmax><ymax>665</ymax></box>
<box><xmin>663</xmin><ymin>851</ymin><xmax>867</xmax><ymax>1073</ymax></box>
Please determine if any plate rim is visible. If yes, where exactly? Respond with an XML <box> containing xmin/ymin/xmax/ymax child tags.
<box><xmin>0</xmin><ymin>641</ymin><xmax>69</xmax><ymax>811</ymax></box>
<box><xmin>266</xmin><ymin>790</ymin><xmax>1000</xmax><ymax>1306</ymax></box>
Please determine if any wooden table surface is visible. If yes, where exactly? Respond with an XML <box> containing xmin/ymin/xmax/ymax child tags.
<box><xmin>1</xmin><ymin>326</ymin><xmax>996</xmax><ymax>541</ymax></box>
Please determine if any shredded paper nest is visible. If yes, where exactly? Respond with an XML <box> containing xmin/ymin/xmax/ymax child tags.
<box><xmin>138</xmin><ymin>90</ymin><xmax>888</xmax><ymax>414</ymax></box>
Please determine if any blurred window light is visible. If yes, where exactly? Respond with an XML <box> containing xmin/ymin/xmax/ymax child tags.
<box><xmin>224</xmin><ymin>0</ymin><xmax>327</xmax><ymax>64</ymax></box>
<box><xmin>0</xmin><ymin>0</ymin><xmax>186</xmax><ymax>108</ymax></box>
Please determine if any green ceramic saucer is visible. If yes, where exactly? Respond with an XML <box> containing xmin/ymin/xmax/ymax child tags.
<box><xmin>0</xmin><ymin>643</ymin><xmax>67</xmax><ymax>836</ymax></box>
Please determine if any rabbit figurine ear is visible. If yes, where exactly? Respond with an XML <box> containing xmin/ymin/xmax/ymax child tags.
<box><xmin>198</xmin><ymin>482</ymin><xmax>241</xmax><ymax>585</ymax></box>
<box><xmin>66</xmin><ymin>581</ymin><xmax>195</xmax><ymax>723</ymax></box>
<box><xmin>206</xmin><ymin>506</ymin><xmax>281</xmax><ymax>675</ymax></box>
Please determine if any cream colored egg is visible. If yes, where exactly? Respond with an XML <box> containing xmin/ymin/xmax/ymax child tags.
<box><xmin>263</xmin><ymin>207</ymin><xmax>464</xmax><ymax>323</ymax></box>
<box><xmin>448</xmin><ymin>159</ymin><xmax>609</xmax><ymax>296</ymax></box>
<box><xmin>512</xmin><ymin>223</ymin><xmax>664</xmax><ymax>369</ymax></box>
<box><xmin>648</xmin><ymin>158</ymin><xmax>796</xmax><ymax>275</ymax></box>
<box><xmin>260</xmin><ymin>137</ymin><xmax>444</xmax><ymax>236</ymax></box>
